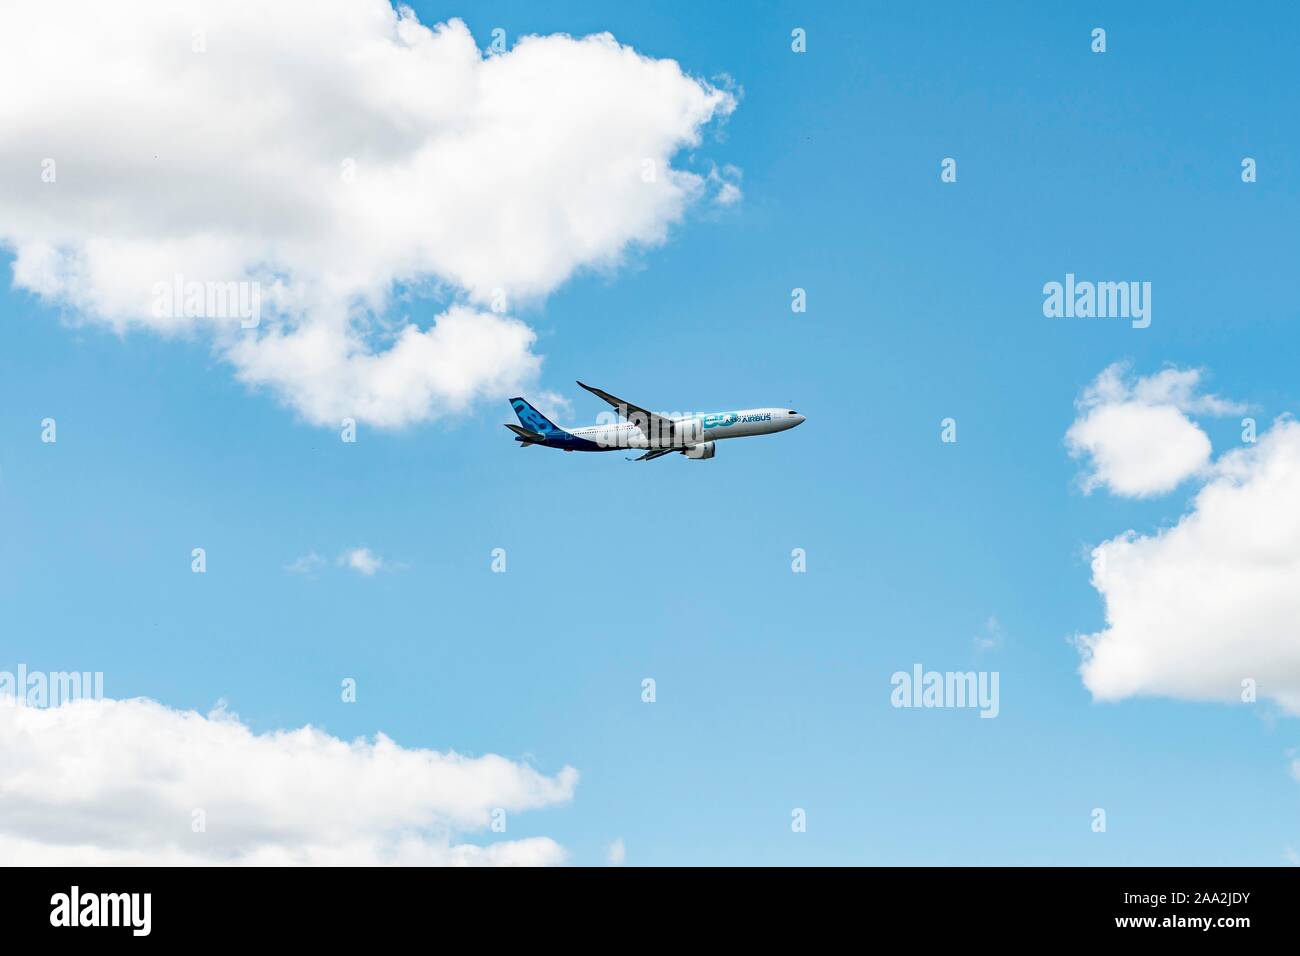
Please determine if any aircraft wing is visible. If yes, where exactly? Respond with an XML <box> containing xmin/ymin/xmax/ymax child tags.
<box><xmin>630</xmin><ymin>448</ymin><xmax>676</xmax><ymax>462</ymax></box>
<box><xmin>576</xmin><ymin>381</ymin><xmax>675</xmax><ymax>439</ymax></box>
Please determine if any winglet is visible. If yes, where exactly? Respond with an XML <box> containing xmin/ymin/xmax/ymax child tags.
<box><xmin>577</xmin><ymin>381</ymin><xmax>633</xmax><ymax>411</ymax></box>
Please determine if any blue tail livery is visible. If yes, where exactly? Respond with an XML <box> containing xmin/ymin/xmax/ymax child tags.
<box><xmin>509</xmin><ymin>397</ymin><xmax>563</xmax><ymax>437</ymax></box>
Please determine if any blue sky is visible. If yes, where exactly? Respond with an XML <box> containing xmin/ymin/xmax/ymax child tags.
<box><xmin>2</xmin><ymin>1</ymin><xmax>1299</xmax><ymax>864</ymax></box>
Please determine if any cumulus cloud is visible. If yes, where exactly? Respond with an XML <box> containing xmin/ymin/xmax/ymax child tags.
<box><xmin>1077</xmin><ymin>417</ymin><xmax>1300</xmax><ymax>714</ymax></box>
<box><xmin>0</xmin><ymin>697</ymin><xmax>577</xmax><ymax>865</ymax></box>
<box><xmin>0</xmin><ymin>1</ymin><xmax>736</xmax><ymax>427</ymax></box>
<box><xmin>607</xmin><ymin>837</ymin><xmax>626</xmax><ymax>865</ymax></box>
<box><xmin>1066</xmin><ymin>363</ymin><xmax>1245</xmax><ymax>497</ymax></box>
<box><xmin>340</xmin><ymin>546</ymin><xmax>385</xmax><ymax>576</ymax></box>
<box><xmin>1080</xmin><ymin>364</ymin><xmax>1246</xmax><ymax>417</ymax></box>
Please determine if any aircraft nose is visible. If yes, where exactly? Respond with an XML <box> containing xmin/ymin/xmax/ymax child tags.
<box><xmin>790</xmin><ymin>411</ymin><xmax>806</xmax><ymax>427</ymax></box>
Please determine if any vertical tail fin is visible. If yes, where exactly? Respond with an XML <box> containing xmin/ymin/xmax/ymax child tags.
<box><xmin>509</xmin><ymin>397</ymin><xmax>565</xmax><ymax>437</ymax></box>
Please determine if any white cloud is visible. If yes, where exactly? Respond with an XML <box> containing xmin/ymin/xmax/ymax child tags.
<box><xmin>1077</xmin><ymin>417</ymin><xmax>1300</xmax><ymax>714</ymax></box>
<box><xmin>340</xmin><ymin>547</ymin><xmax>385</xmax><ymax>576</ymax></box>
<box><xmin>289</xmin><ymin>547</ymin><xmax>402</xmax><ymax>576</ymax></box>
<box><xmin>1081</xmin><ymin>364</ymin><xmax>1246</xmax><ymax>417</ymax></box>
<box><xmin>707</xmin><ymin>163</ymin><xmax>743</xmax><ymax>206</ymax></box>
<box><xmin>285</xmin><ymin>551</ymin><xmax>326</xmax><ymax>575</ymax></box>
<box><xmin>1067</xmin><ymin>403</ymin><xmax>1211</xmax><ymax>497</ymax></box>
<box><xmin>607</xmin><ymin>837</ymin><xmax>626</xmax><ymax>865</ymax></box>
<box><xmin>0</xmin><ymin>1</ymin><xmax>736</xmax><ymax>427</ymax></box>
<box><xmin>0</xmin><ymin>697</ymin><xmax>577</xmax><ymax>865</ymax></box>
<box><xmin>973</xmin><ymin>616</ymin><xmax>1002</xmax><ymax>653</ymax></box>
<box><xmin>1066</xmin><ymin>363</ymin><xmax>1244</xmax><ymax>497</ymax></box>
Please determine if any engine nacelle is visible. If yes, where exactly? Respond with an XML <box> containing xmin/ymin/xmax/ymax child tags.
<box><xmin>683</xmin><ymin>441</ymin><xmax>715</xmax><ymax>460</ymax></box>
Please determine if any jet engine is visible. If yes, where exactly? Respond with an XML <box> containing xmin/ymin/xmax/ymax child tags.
<box><xmin>682</xmin><ymin>441</ymin><xmax>715</xmax><ymax>460</ymax></box>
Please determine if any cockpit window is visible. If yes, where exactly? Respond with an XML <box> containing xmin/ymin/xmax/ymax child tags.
<box><xmin>788</xmin><ymin>411</ymin><xmax>799</xmax><ymax>415</ymax></box>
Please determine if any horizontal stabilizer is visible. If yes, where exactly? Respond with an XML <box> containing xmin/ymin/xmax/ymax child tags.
<box><xmin>504</xmin><ymin>423</ymin><xmax>546</xmax><ymax>443</ymax></box>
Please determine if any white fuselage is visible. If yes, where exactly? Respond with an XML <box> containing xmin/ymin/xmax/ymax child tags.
<box><xmin>567</xmin><ymin>408</ymin><xmax>805</xmax><ymax>450</ymax></box>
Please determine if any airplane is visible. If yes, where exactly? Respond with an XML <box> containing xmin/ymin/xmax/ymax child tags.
<box><xmin>505</xmin><ymin>381</ymin><xmax>806</xmax><ymax>461</ymax></box>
